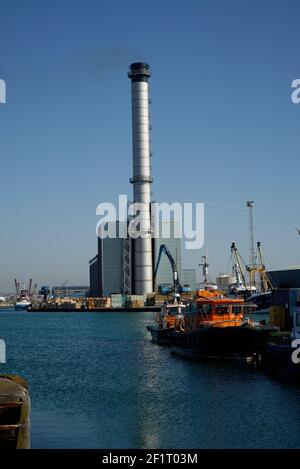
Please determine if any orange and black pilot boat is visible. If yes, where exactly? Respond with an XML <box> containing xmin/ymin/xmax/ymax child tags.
<box><xmin>169</xmin><ymin>290</ymin><xmax>277</xmax><ymax>359</ymax></box>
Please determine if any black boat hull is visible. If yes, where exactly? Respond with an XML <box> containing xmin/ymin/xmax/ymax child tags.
<box><xmin>263</xmin><ymin>342</ymin><xmax>300</xmax><ymax>384</ymax></box>
<box><xmin>169</xmin><ymin>325</ymin><xmax>275</xmax><ymax>359</ymax></box>
<box><xmin>146</xmin><ymin>325</ymin><xmax>175</xmax><ymax>345</ymax></box>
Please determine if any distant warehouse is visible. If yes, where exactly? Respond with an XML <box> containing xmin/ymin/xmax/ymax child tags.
<box><xmin>267</xmin><ymin>266</ymin><xmax>300</xmax><ymax>289</ymax></box>
<box><xmin>52</xmin><ymin>285</ymin><xmax>89</xmax><ymax>298</ymax></box>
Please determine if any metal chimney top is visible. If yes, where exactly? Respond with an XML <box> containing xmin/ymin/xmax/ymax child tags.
<box><xmin>128</xmin><ymin>62</ymin><xmax>151</xmax><ymax>81</ymax></box>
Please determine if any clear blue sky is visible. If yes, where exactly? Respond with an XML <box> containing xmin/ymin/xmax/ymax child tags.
<box><xmin>0</xmin><ymin>0</ymin><xmax>300</xmax><ymax>291</ymax></box>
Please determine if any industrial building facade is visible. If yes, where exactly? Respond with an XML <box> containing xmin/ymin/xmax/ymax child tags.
<box><xmin>89</xmin><ymin>219</ymin><xmax>196</xmax><ymax>297</ymax></box>
<box><xmin>52</xmin><ymin>285</ymin><xmax>90</xmax><ymax>297</ymax></box>
<box><xmin>267</xmin><ymin>267</ymin><xmax>300</xmax><ymax>289</ymax></box>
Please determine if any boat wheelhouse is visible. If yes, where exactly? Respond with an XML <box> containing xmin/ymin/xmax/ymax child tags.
<box><xmin>147</xmin><ymin>299</ymin><xmax>187</xmax><ymax>344</ymax></box>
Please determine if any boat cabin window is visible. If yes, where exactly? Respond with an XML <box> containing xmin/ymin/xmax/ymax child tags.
<box><xmin>189</xmin><ymin>303</ymin><xmax>197</xmax><ymax>314</ymax></box>
<box><xmin>197</xmin><ymin>304</ymin><xmax>209</xmax><ymax>315</ymax></box>
<box><xmin>232</xmin><ymin>306</ymin><xmax>243</xmax><ymax>314</ymax></box>
<box><xmin>215</xmin><ymin>306</ymin><xmax>230</xmax><ymax>315</ymax></box>
<box><xmin>167</xmin><ymin>307</ymin><xmax>180</xmax><ymax>315</ymax></box>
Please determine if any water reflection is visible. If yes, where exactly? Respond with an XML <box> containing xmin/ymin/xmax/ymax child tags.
<box><xmin>0</xmin><ymin>309</ymin><xmax>299</xmax><ymax>448</ymax></box>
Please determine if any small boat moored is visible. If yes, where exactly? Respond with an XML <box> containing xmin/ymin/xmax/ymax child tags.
<box><xmin>14</xmin><ymin>279</ymin><xmax>36</xmax><ymax>311</ymax></box>
<box><xmin>15</xmin><ymin>299</ymin><xmax>31</xmax><ymax>311</ymax></box>
<box><xmin>147</xmin><ymin>295</ymin><xmax>186</xmax><ymax>345</ymax></box>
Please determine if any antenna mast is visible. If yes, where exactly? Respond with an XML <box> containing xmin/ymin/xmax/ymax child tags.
<box><xmin>199</xmin><ymin>255</ymin><xmax>209</xmax><ymax>287</ymax></box>
<box><xmin>246</xmin><ymin>201</ymin><xmax>255</xmax><ymax>267</ymax></box>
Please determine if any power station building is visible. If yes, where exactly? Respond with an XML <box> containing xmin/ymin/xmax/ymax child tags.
<box><xmin>89</xmin><ymin>219</ymin><xmax>196</xmax><ymax>297</ymax></box>
<box><xmin>89</xmin><ymin>222</ymin><xmax>127</xmax><ymax>297</ymax></box>
<box><xmin>89</xmin><ymin>63</ymin><xmax>196</xmax><ymax>297</ymax></box>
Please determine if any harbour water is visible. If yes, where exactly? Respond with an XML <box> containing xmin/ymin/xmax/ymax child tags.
<box><xmin>0</xmin><ymin>308</ymin><xmax>299</xmax><ymax>448</ymax></box>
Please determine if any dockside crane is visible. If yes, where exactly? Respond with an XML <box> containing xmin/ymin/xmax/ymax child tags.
<box><xmin>257</xmin><ymin>242</ymin><xmax>271</xmax><ymax>291</ymax></box>
<box><xmin>154</xmin><ymin>244</ymin><xmax>181</xmax><ymax>294</ymax></box>
<box><xmin>14</xmin><ymin>279</ymin><xmax>20</xmax><ymax>298</ymax></box>
<box><xmin>231</xmin><ymin>242</ymin><xmax>248</xmax><ymax>293</ymax></box>
<box><xmin>247</xmin><ymin>241</ymin><xmax>271</xmax><ymax>292</ymax></box>
<box><xmin>28</xmin><ymin>279</ymin><xmax>33</xmax><ymax>297</ymax></box>
<box><xmin>30</xmin><ymin>283</ymin><xmax>38</xmax><ymax>298</ymax></box>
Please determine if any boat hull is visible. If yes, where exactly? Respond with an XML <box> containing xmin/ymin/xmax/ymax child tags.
<box><xmin>263</xmin><ymin>342</ymin><xmax>300</xmax><ymax>384</ymax></box>
<box><xmin>170</xmin><ymin>346</ymin><xmax>257</xmax><ymax>362</ymax></box>
<box><xmin>246</xmin><ymin>292</ymin><xmax>272</xmax><ymax>313</ymax></box>
<box><xmin>147</xmin><ymin>325</ymin><xmax>175</xmax><ymax>345</ymax></box>
<box><xmin>15</xmin><ymin>303</ymin><xmax>31</xmax><ymax>311</ymax></box>
<box><xmin>169</xmin><ymin>325</ymin><xmax>275</xmax><ymax>359</ymax></box>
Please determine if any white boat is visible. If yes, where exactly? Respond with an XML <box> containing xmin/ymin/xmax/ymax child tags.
<box><xmin>15</xmin><ymin>298</ymin><xmax>31</xmax><ymax>311</ymax></box>
<box><xmin>14</xmin><ymin>279</ymin><xmax>36</xmax><ymax>311</ymax></box>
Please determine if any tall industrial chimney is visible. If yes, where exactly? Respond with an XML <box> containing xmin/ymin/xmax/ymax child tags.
<box><xmin>128</xmin><ymin>62</ymin><xmax>153</xmax><ymax>294</ymax></box>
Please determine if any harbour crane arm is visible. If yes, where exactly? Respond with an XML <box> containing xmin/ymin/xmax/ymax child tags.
<box><xmin>31</xmin><ymin>283</ymin><xmax>38</xmax><ymax>297</ymax></box>
<box><xmin>257</xmin><ymin>242</ymin><xmax>265</xmax><ymax>269</ymax></box>
<box><xmin>154</xmin><ymin>244</ymin><xmax>180</xmax><ymax>293</ymax></box>
<box><xmin>14</xmin><ymin>279</ymin><xmax>20</xmax><ymax>297</ymax></box>
<box><xmin>256</xmin><ymin>242</ymin><xmax>271</xmax><ymax>292</ymax></box>
<box><xmin>231</xmin><ymin>242</ymin><xmax>248</xmax><ymax>291</ymax></box>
